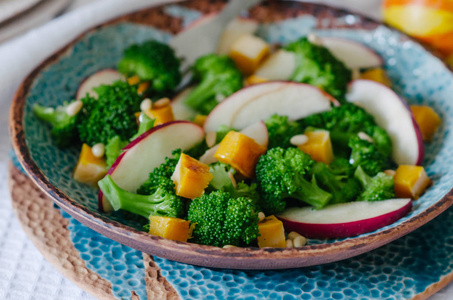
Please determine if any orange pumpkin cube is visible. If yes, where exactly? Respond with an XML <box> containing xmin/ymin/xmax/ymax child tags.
<box><xmin>360</xmin><ymin>68</ymin><xmax>392</xmax><ymax>87</ymax></box>
<box><xmin>193</xmin><ymin>114</ymin><xmax>207</xmax><ymax>127</ymax></box>
<box><xmin>229</xmin><ymin>34</ymin><xmax>270</xmax><ymax>75</ymax></box>
<box><xmin>149</xmin><ymin>216</ymin><xmax>190</xmax><ymax>242</ymax></box>
<box><xmin>73</xmin><ymin>144</ymin><xmax>107</xmax><ymax>187</ymax></box>
<box><xmin>245</xmin><ymin>75</ymin><xmax>269</xmax><ymax>86</ymax></box>
<box><xmin>394</xmin><ymin>165</ymin><xmax>431</xmax><ymax>199</ymax></box>
<box><xmin>257</xmin><ymin>215</ymin><xmax>286</xmax><ymax>248</ymax></box>
<box><xmin>137</xmin><ymin>82</ymin><xmax>150</xmax><ymax>95</ymax></box>
<box><xmin>298</xmin><ymin>130</ymin><xmax>334</xmax><ymax>164</ymax></box>
<box><xmin>171</xmin><ymin>153</ymin><xmax>213</xmax><ymax>199</ymax></box>
<box><xmin>410</xmin><ymin>105</ymin><xmax>441</xmax><ymax>142</ymax></box>
<box><xmin>127</xmin><ymin>75</ymin><xmax>140</xmax><ymax>85</ymax></box>
<box><xmin>214</xmin><ymin>131</ymin><xmax>267</xmax><ymax>178</ymax></box>
<box><xmin>145</xmin><ymin>105</ymin><xmax>174</xmax><ymax>126</ymax></box>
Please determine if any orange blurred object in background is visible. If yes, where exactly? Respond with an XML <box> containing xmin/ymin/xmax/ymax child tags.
<box><xmin>383</xmin><ymin>0</ymin><xmax>453</xmax><ymax>65</ymax></box>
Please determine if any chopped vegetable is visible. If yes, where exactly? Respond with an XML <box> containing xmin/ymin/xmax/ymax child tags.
<box><xmin>145</xmin><ymin>103</ymin><xmax>174</xmax><ymax>126</ymax></box>
<box><xmin>360</xmin><ymin>68</ymin><xmax>392</xmax><ymax>87</ymax></box>
<box><xmin>264</xmin><ymin>114</ymin><xmax>301</xmax><ymax>149</ymax></box>
<box><xmin>348</xmin><ymin>136</ymin><xmax>393</xmax><ymax>177</ymax></box>
<box><xmin>149</xmin><ymin>216</ymin><xmax>191</xmax><ymax>242</ymax></box>
<box><xmin>73</xmin><ymin>144</ymin><xmax>107</xmax><ymax>186</ymax></box>
<box><xmin>229</xmin><ymin>34</ymin><xmax>270</xmax><ymax>75</ymax></box>
<box><xmin>394</xmin><ymin>165</ymin><xmax>431</xmax><ymax>199</ymax></box>
<box><xmin>354</xmin><ymin>166</ymin><xmax>395</xmax><ymax>202</ymax></box>
<box><xmin>298</xmin><ymin>130</ymin><xmax>334</xmax><ymax>164</ymax></box>
<box><xmin>410</xmin><ymin>105</ymin><xmax>441</xmax><ymax>142</ymax></box>
<box><xmin>257</xmin><ymin>215</ymin><xmax>286</xmax><ymax>248</ymax></box>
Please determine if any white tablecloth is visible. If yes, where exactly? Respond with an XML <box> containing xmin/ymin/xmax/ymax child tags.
<box><xmin>0</xmin><ymin>0</ymin><xmax>452</xmax><ymax>299</ymax></box>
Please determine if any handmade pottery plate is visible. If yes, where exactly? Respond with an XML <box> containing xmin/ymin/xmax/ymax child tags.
<box><xmin>9</xmin><ymin>0</ymin><xmax>453</xmax><ymax>269</ymax></box>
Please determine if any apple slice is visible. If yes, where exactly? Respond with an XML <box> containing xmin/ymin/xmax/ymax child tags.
<box><xmin>171</xmin><ymin>87</ymin><xmax>198</xmax><ymax>121</ymax></box>
<box><xmin>346</xmin><ymin>79</ymin><xmax>424</xmax><ymax>165</ymax></box>
<box><xmin>319</xmin><ymin>37</ymin><xmax>384</xmax><ymax>69</ymax></box>
<box><xmin>217</xmin><ymin>17</ymin><xmax>259</xmax><ymax>55</ymax></box>
<box><xmin>254</xmin><ymin>49</ymin><xmax>296</xmax><ymax>81</ymax></box>
<box><xmin>278</xmin><ymin>198</ymin><xmax>412</xmax><ymax>238</ymax></box>
<box><xmin>204</xmin><ymin>81</ymin><xmax>286</xmax><ymax>133</ymax></box>
<box><xmin>76</xmin><ymin>69</ymin><xmax>124</xmax><ymax>100</ymax></box>
<box><xmin>231</xmin><ymin>82</ymin><xmax>333</xmax><ymax>129</ymax></box>
<box><xmin>99</xmin><ymin>121</ymin><xmax>204</xmax><ymax>212</ymax></box>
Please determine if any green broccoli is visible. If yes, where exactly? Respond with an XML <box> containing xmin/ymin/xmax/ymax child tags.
<box><xmin>255</xmin><ymin>147</ymin><xmax>332</xmax><ymax>214</ymax></box>
<box><xmin>285</xmin><ymin>37</ymin><xmax>352</xmax><ymax>101</ymax></box>
<box><xmin>77</xmin><ymin>80</ymin><xmax>142</xmax><ymax>146</ymax></box>
<box><xmin>33</xmin><ymin>101</ymin><xmax>81</xmax><ymax>148</ymax></box>
<box><xmin>130</xmin><ymin>113</ymin><xmax>155</xmax><ymax>141</ymax></box>
<box><xmin>215</xmin><ymin>124</ymin><xmax>237</xmax><ymax>144</ymax></box>
<box><xmin>264</xmin><ymin>114</ymin><xmax>301</xmax><ymax>149</ymax></box>
<box><xmin>187</xmin><ymin>191</ymin><xmax>259</xmax><ymax>247</ymax></box>
<box><xmin>118</xmin><ymin>40</ymin><xmax>181</xmax><ymax>94</ymax></box>
<box><xmin>348</xmin><ymin>136</ymin><xmax>392</xmax><ymax>177</ymax></box>
<box><xmin>104</xmin><ymin>136</ymin><xmax>128</xmax><ymax>168</ymax></box>
<box><xmin>184</xmin><ymin>54</ymin><xmax>243</xmax><ymax>114</ymax></box>
<box><xmin>354</xmin><ymin>166</ymin><xmax>395</xmax><ymax>201</ymax></box>
<box><xmin>98</xmin><ymin>175</ymin><xmax>185</xmax><ymax>219</ymax></box>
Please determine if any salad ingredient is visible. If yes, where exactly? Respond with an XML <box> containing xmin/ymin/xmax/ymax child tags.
<box><xmin>244</xmin><ymin>75</ymin><xmax>268</xmax><ymax>85</ymax></box>
<box><xmin>193</xmin><ymin>114</ymin><xmax>207</xmax><ymax>127</ymax></box>
<box><xmin>33</xmin><ymin>101</ymin><xmax>81</xmax><ymax>148</ymax></box>
<box><xmin>117</xmin><ymin>40</ymin><xmax>182</xmax><ymax>95</ymax></box>
<box><xmin>257</xmin><ymin>215</ymin><xmax>286</xmax><ymax>248</ymax></box>
<box><xmin>78</xmin><ymin>80</ymin><xmax>142</xmax><ymax>146</ymax></box>
<box><xmin>319</xmin><ymin>36</ymin><xmax>384</xmax><ymax>69</ymax></box>
<box><xmin>214</xmin><ymin>131</ymin><xmax>267</xmax><ymax>178</ymax></box>
<box><xmin>229</xmin><ymin>34</ymin><xmax>270</xmax><ymax>75</ymax></box>
<box><xmin>394</xmin><ymin>165</ymin><xmax>431</xmax><ymax>199</ymax></box>
<box><xmin>130</xmin><ymin>113</ymin><xmax>155</xmax><ymax>141</ymax></box>
<box><xmin>292</xmin><ymin>235</ymin><xmax>307</xmax><ymax>247</ymax></box>
<box><xmin>148</xmin><ymin>216</ymin><xmax>191</xmax><ymax>242</ymax></box>
<box><xmin>171</xmin><ymin>153</ymin><xmax>213</xmax><ymax>199</ymax></box>
<box><xmin>171</xmin><ymin>87</ymin><xmax>198</xmax><ymax>121</ymax></box>
<box><xmin>278</xmin><ymin>198</ymin><xmax>412</xmax><ymax>238</ymax></box>
<box><xmin>230</xmin><ymin>82</ymin><xmax>333</xmax><ymax>130</ymax></box>
<box><xmin>187</xmin><ymin>190</ymin><xmax>260</xmax><ymax>247</ymax></box>
<box><xmin>91</xmin><ymin>143</ymin><xmax>105</xmax><ymax>158</ymax></box>
<box><xmin>285</xmin><ymin>37</ymin><xmax>352</xmax><ymax>101</ymax></box>
<box><xmin>76</xmin><ymin>69</ymin><xmax>124</xmax><ymax>100</ymax></box>
<box><xmin>348</xmin><ymin>136</ymin><xmax>392</xmax><ymax>177</ymax></box>
<box><xmin>140</xmin><ymin>98</ymin><xmax>152</xmax><ymax>111</ymax></box>
<box><xmin>98</xmin><ymin>175</ymin><xmax>185</xmax><ymax>218</ymax></box>
<box><xmin>410</xmin><ymin>105</ymin><xmax>441</xmax><ymax>142</ymax></box>
<box><xmin>144</xmin><ymin>99</ymin><xmax>175</xmax><ymax>126</ymax></box>
<box><xmin>99</xmin><ymin>121</ymin><xmax>204</xmax><ymax>212</ymax></box>
<box><xmin>360</xmin><ymin>68</ymin><xmax>392</xmax><ymax>87</ymax></box>
<box><xmin>105</xmin><ymin>136</ymin><xmax>128</xmax><ymax>168</ymax></box>
<box><xmin>73</xmin><ymin>144</ymin><xmax>107</xmax><ymax>186</ymax></box>
<box><xmin>255</xmin><ymin>147</ymin><xmax>332</xmax><ymax>214</ymax></box>
<box><xmin>354</xmin><ymin>166</ymin><xmax>395</xmax><ymax>202</ymax></box>
<box><xmin>298</xmin><ymin>130</ymin><xmax>334</xmax><ymax>164</ymax></box>
<box><xmin>346</xmin><ymin>79</ymin><xmax>424</xmax><ymax>165</ymax></box>
<box><xmin>254</xmin><ymin>49</ymin><xmax>297</xmax><ymax>81</ymax></box>
<box><xmin>217</xmin><ymin>17</ymin><xmax>258</xmax><ymax>55</ymax></box>
<box><xmin>264</xmin><ymin>114</ymin><xmax>300</xmax><ymax>149</ymax></box>
<box><xmin>184</xmin><ymin>54</ymin><xmax>243</xmax><ymax>115</ymax></box>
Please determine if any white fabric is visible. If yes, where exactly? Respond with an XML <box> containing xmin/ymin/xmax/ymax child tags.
<box><xmin>0</xmin><ymin>0</ymin><xmax>451</xmax><ymax>299</ymax></box>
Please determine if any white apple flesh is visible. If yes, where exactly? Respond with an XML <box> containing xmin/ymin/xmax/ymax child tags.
<box><xmin>346</xmin><ymin>79</ymin><xmax>424</xmax><ymax>165</ymax></box>
<box><xmin>217</xmin><ymin>17</ymin><xmax>259</xmax><ymax>55</ymax></box>
<box><xmin>98</xmin><ymin>121</ymin><xmax>205</xmax><ymax>212</ymax></box>
<box><xmin>171</xmin><ymin>87</ymin><xmax>197</xmax><ymax>121</ymax></box>
<box><xmin>76</xmin><ymin>69</ymin><xmax>124</xmax><ymax>100</ymax></box>
<box><xmin>278</xmin><ymin>198</ymin><xmax>412</xmax><ymax>238</ymax></box>
<box><xmin>254</xmin><ymin>49</ymin><xmax>296</xmax><ymax>81</ymax></box>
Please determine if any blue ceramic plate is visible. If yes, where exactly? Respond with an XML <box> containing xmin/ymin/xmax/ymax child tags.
<box><xmin>9</xmin><ymin>0</ymin><xmax>453</xmax><ymax>269</ymax></box>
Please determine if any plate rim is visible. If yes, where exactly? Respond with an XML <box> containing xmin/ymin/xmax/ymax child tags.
<box><xmin>9</xmin><ymin>0</ymin><xmax>453</xmax><ymax>269</ymax></box>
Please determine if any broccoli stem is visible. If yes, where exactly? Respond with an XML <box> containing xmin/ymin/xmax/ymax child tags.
<box><xmin>292</xmin><ymin>175</ymin><xmax>332</xmax><ymax>209</ymax></box>
<box><xmin>184</xmin><ymin>78</ymin><xmax>218</xmax><ymax>111</ymax></box>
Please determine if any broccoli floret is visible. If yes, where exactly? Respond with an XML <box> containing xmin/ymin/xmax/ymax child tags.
<box><xmin>33</xmin><ymin>102</ymin><xmax>81</xmax><ymax>148</ymax></box>
<box><xmin>208</xmin><ymin>162</ymin><xmax>236</xmax><ymax>192</ymax></box>
<box><xmin>118</xmin><ymin>40</ymin><xmax>181</xmax><ymax>94</ymax></box>
<box><xmin>184</xmin><ymin>54</ymin><xmax>243</xmax><ymax>114</ymax></box>
<box><xmin>187</xmin><ymin>191</ymin><xmax>259</xmax><ymax>247</ymax></box>
<box><xmin>264</xmin><ymin>114</ymin><xmax>301</xmax><ymax>149</ymax></box>
<box><xmin>255</xmin><ymin>147</ymin><xmax>332</xmax><ymax>214</ymax></box>
<box><xmin>312</xmin><ymin>162</ymin><xmax>362</xmax><ymax>204</ymax></box>
<box><xmin>354</xmin><ymin>166</ymin><xmax>395</xmax><ymax>201</ymax></box>
<box><xmin>215</xmin><ymin>125</ymin><xmax>237</xmax><ymax>144</ymax></box>
<box><xmin>98</xmin><ymin>175</ymin><xmax>184</xmax><ymax>219</ymax></box>
<box><xmin>285</xmin><ymin>37</ymin><xmax>351</xmax><ymax>101</ymax></box>
<box><xmin>130</xmin><ymin>113</ymin><xmax>155</xmax><ymax>141</ymax></box>
<box><xmin>328</xmin><ymin>158</ymin><xmax>356</xmax><ymax>177</ymax></box>
<box><xmin>367</xmin><ymin>126</ymin><xmax>393</xmax><ymax>158</ymax></box>
<box><xmin>105</xmin><ymin>136</ymin><xmax>128</xmax><ymax>168</ymax></box>
<box><xmin>77</xmin><ymin>80</ymin><xmax>142</xmax><ymax>146</ymax></box>
<box><xmin>348</xmin><ymin>136</ymin><xmax>392</xmax><ymax>176</ymax></box>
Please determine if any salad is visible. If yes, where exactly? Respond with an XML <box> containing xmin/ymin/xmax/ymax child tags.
<box><xmin>33</xmin><ymin>24</ymin><xmax>441</xmax><ymax>249</ymax></box>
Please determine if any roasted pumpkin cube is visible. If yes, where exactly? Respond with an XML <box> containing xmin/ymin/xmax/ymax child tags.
<box><xmin>229</xmin><ymin>34</ymin><xmax>270</xmax><ymax>75</ymax></box>
<box><xmin>394</xmin><ymin>165</ymin><xmax>431</xmax><ymax>199</ymax></box>
<box><xmin>360</xmin><ymin>68</ymin><xmax>392</xmax><ymax>87</ymax></box>
<box><xmin>193</xmin><ymin>114</ymin><xmax>207</xmax><ymax>127</ymax></box>
<box><xmin>149</xmin><ymin>216</ymin><xmax>190</xmax><ymax>242</ymax></box>
<box><xmin>298</xmin><ymin>130</ymin><xmax>334</xmax><ymax>164</ymax></box>
<box><xmin>214</xmin><ymin>131</ymin><xmax>267</xmax><ymax>178</ymax></box>
<box><xmin>410</xmin><ymin>105</ymin><xmax>441</xmax><ymax>142</ymax></box>
<box><xmin>145</xmin><ymin>105</ymin><xmax>174</xmax><ymax>126</ymax></box>
<box><xmin>257</xmin><ymin>215</ymin><xmax>286</xmax><ymax>248</ymax></box>
<box><xmin>127</xmin><ymin>75</ymin><xmax>140</xmax><ymax>85</ymax></box>
<box><xmin>137</xmin><ymin>82</ymin><xmax>150</xmax><ymax>95</ymax></box>
<box><xmin>245</xmin><ymin>75</ymin><xmax>269</xmax><ymax>86</ymax></box>
<box><xmin>73</xmin><ymin>144</ymin><xmax>107</xmax><ymax>187</ymax></box>
<box><xmin>171</xmin><ymin>153</ymin><xmax>213</xmax><ymax>199</ymax></box>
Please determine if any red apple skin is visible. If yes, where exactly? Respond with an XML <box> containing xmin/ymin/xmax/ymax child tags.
<box><xmin>278</xmin><ymin>201</ymin><xmax>412</xmax><ymax>239</ymax></box>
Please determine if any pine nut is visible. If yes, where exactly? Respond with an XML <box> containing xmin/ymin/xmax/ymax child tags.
<box><xmin>205</xmin><ymin>131</ymin><xmax>217</xmax><ymax>148</ymax></box>
<box><xmin>228</xmin><ymin>171</ymin><xmax>237</xmax><ymax>188</ymax></box>
<box><xmin>91</xmin><ymin>143</ymin><xmax>105</xmax><ymax>158</ymax></box>
<box><xmin>66</xmin><ymin>100</ymin><xmax>83</xmax><ymax>116</ymax></box>
<box><xmin>153</xmin><ymin>97</ymin><xmax>170</xmax><ymax>108</ymax></box>
<box><xmin>286</xmin><ymin>239</ymin><xmax>294</xmax><ymax>248</ymax></box>
<box><xmin>384</xmin><ymin>169</ymin><xmax>396</xmax><ymax>177</ymax></box>
<box><xmin>223</xmin><ymin>245</ymin><xmax>236</xmax><ymax>249</ymax></box>
<box><xmin>358</xmin><ymin>131</ymin><xmax>373</xmax><ymax>143</ymax></box>
<box><xmin>140</xmin><ymin>98</ymin><xmax>152</xmax><ymax>111</ymax></box>
<box><xmin>290</xmin><ymin>134</ymin><xmax>308</xmax><ymax>146</ymax></box>
<box><xmin>293</xmin><ymin>236</ymin><xmax>307</xmax><ymax>247</ymax></box>
<box><xmin>287</xmin><ymin>231</ymin><xmax>302</xmax><ymax>240</ymax></box>
<box><xmin>307</xmin><ymin>33</ymin><xmax>322</xmax><ymax>45</ymax></box>
<box><xmin>258</xmin><ymin>212</ymin><xmax>265</xmax><ymax>222</ymax></box>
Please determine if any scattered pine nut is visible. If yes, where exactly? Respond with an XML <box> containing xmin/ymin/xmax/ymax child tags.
<box><xmin>258</xmin><ymin>212</ymin><xmax>265</xmax><ymax>222</ymax></box>
<box><xmin>223</xmin><ymin>245</ymin><xmax>236</xmax><ymax>249</ymax></box>
<box><xmin>140</xmin><ymin>98</ymin><xmax>152</xmax><ymax>111</ymax></box>
<box><xmin>286</xmin><ymin>239</ymin><xmax>294</xmax><ymax>248</ymax></box>
<box><xmin>287</xmin><ymin>231</ymin><xmax>302</xmax><ymax>240</ymax></box>
<box><xmin>358</xmin><ymin>131</ymin><xmax>373</xmax><ymax>143</ymax></box>
<box><xmin>293</xmin><ymin>236</ymin><xmax>307</xmax><ymax>248</ymax></box>
<box><xmin>66</xmin><ymin>100</ymin><xmax>83</xmax><ymax>116</ymax></box>
<box><xmin>352</xmin><ymin>68</ymin><xmax>361</xmax><ymax>80</ymax></box>
<box><xmin>290</xmin><ymin>134</ymin><xmax>308</xmax><ymax>146</ymax></box>
<box><xmin>307</xmin><ymin>33</ymin><xmax>322</xmax><ymax>45</ymax></box>
<box><xmin>384</xmin><ymin>169</ymin><xmax>396</xmax><ymax>177</ymax></box>
<box><xmin>154</xmin><ymin>97</ymin><xmax>170</xmax><ymax>108</ymax></box>
<box><xmin>91</xmin><ymin>143</ymin><xmax>105</xmax><ymax>158</ymax></box>
<box><xmin>228</xmin><ymin>171</ymin><xmax>237</xmax><ymax>188</ymax></box>
<box><xmin>205</xmin><ymin>131</ymin><xmax>217</xmax><ymax>148</ymax></box>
